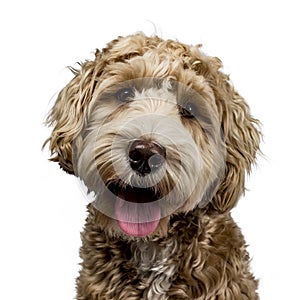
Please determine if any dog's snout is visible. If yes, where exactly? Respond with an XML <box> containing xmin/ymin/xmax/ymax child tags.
<box><xmin>128</xmin><ymin>140</ymin><xmax>166</xmax><ymax>176</ymax></box>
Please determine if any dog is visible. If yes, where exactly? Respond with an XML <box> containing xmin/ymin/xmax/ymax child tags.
<box><xmin>45</xmin><ymin>33</ymin><xmax>261</xmax><ymax>299</ymax></box>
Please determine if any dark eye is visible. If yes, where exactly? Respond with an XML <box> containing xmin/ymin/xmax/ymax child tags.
<box><xmin>115</xmin><ymin>87</ymin><xmax>135</xmax><ymax>102</ymax></box>
<box><xmin>179</xmin><ymin>102</ymin><xmax>200</xmax><ymax>118</ymax></box>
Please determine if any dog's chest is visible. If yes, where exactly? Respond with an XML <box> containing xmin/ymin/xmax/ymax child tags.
<box><xmin>130</xmin><ymin>240</ymin><xmax>178</xmax><ymax>299</ymax></box>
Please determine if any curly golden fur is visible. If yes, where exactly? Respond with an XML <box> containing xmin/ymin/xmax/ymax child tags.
<box><xmin>45</xmin><ymin>33</ymin><xmax>261</xmax><ymax>299</ymax></box>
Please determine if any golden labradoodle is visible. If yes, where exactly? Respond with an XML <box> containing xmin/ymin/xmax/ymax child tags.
<box><xmin>45</xmin><ymin>33</ymin><xmax>261</xmax><ymax>299</ymax></box>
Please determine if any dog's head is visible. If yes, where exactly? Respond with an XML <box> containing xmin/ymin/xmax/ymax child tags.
<box><xmin>45</xmin><ymin>33</ymin><xmax>260</xmax><ymax>237</ymax></box>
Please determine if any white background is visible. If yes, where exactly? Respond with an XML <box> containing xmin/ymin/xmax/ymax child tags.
<box><xmin>1</xmin><ymin>1</ymin><xmax>299</xmax><ymax>299</ymax></box>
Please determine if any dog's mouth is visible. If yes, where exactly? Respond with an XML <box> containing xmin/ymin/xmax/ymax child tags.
<box><xmin>108</xmin><ymin>183</ymin><xmax>161</xmax><ymax>237</ymax></box>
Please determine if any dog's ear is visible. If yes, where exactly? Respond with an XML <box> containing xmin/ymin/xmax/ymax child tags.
<box><xmin>193</xmin><ymin>55</ymin><xmax>261</xmax><ymax>213</ymax></box>
<box><xmin>44</xmin><ymin>50</ymin><xmax>106</xmax><ymax>174</ymax></box>
<box><xmin>213</xmin><ymin>86</ymin><xmax>261</xmax><ymax>212</ymax></box>
<box><xmin>213</xmin><ymin>65</ymin><xmax>261</xmax><ymax>212</ymax></box>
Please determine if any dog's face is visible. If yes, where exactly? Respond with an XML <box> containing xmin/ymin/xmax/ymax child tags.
<box><xmin>46</xmin><ymin>33</ymin><xmax>260</xmax><ymax>238</ymax></box>
<box><xmin>76</xmin><ymin>76</ymin><xmax>225</xmax><ymax>237</ymax></box>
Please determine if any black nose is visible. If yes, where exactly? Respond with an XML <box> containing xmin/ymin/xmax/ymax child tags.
<box><xmin>128</xmin><ymin>140</ymin><xmax>166</xmax><ymax>176</ymax></box>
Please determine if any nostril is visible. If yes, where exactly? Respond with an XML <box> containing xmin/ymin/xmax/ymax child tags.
<box><xmin>128</xmin><ymin>148</ymin><xmax>144</xmax><ymax>164</ymax></box>
<box><xmin>128</xmin><ymin>140</ymin><xmax>166</xmax><ymax>176</ymax></box>
<box><xmin>148</xmin><ymin>153</ymin><xmax>165</xmax><ymax>170</ymax></box>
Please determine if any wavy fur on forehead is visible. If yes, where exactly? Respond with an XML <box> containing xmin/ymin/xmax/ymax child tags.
<box><xmin>45</xmin><ymin>32</ymin><xmax>260</xmax><ymax>213</ymax></box>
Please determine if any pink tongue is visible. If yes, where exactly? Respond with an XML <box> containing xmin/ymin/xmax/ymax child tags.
<box><xmin>114</xmin><ymin>190</ymin><xmax>161</xmax><ymax>237</ymax></box>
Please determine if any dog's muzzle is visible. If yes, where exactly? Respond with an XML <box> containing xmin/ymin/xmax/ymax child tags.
<box><xmin>105</xmin><ymin>140</ymin><xmax>166</xmax><ymax>237</ymax></box>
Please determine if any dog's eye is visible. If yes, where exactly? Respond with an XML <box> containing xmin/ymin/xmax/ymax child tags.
<box><xmin>115</xmin><ymin>87</ymin><xmax>135</xmax><ymax>102</ymax></box>
<box><xmin>179</xmin><ymin>102</ymin><xmax>200</xmax><ymax>119</ymax></box>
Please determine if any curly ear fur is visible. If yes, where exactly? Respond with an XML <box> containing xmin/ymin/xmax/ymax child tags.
<box><xmin>213</xmin><ymin>88</ymin><xmax>260</xmax><ymax>212</ymax></box>
<box><xmin>191</xmin><ymin>54</ymin><xmax>261</xmax><ymax>212</ymax></box>
<box><xmin>44</xmin><ymin>51</ymin><xmax>107</xmax><ymax>173</ymax></box>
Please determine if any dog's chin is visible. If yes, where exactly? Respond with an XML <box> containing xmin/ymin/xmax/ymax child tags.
<box><xmin>108</xmin><ymin>183</ymin><xmax>162</xmax><ymax>237</ymax></box>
